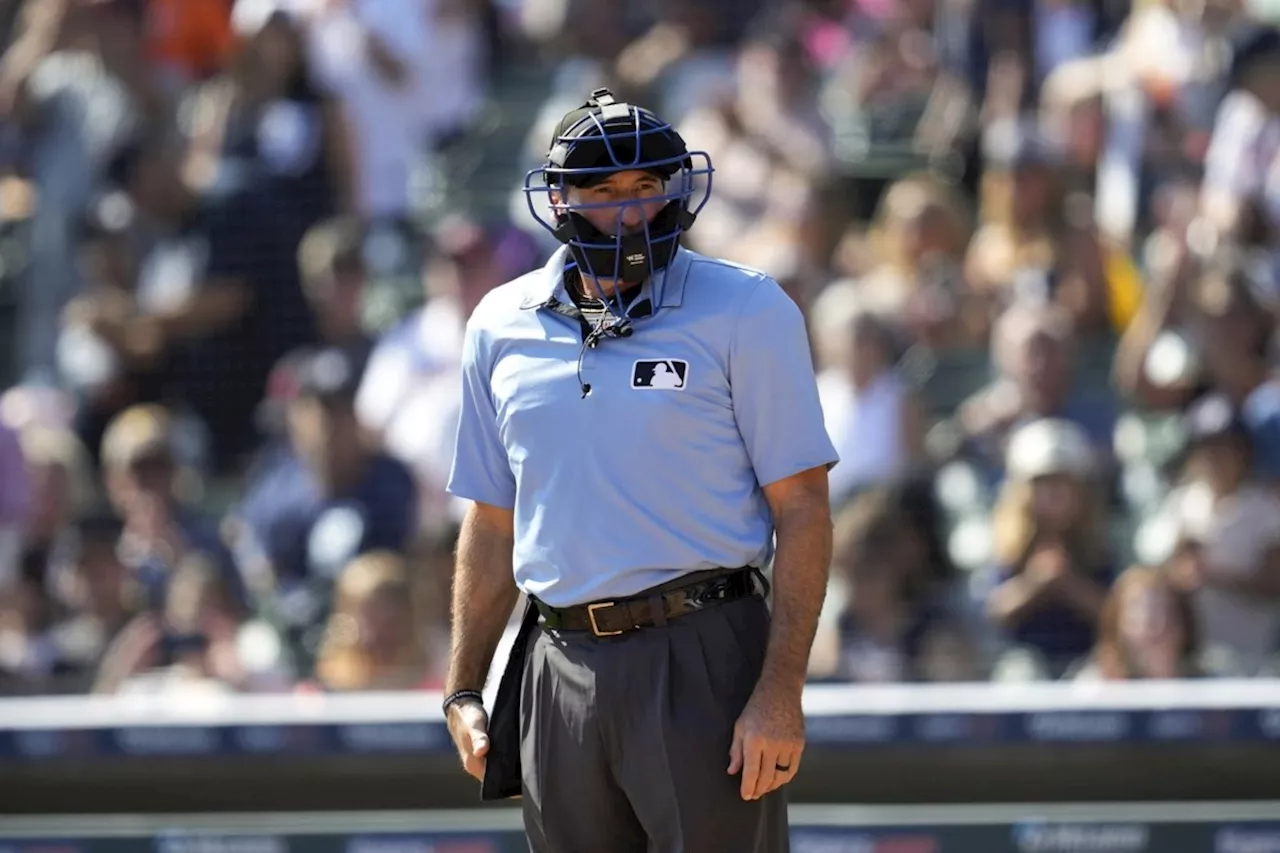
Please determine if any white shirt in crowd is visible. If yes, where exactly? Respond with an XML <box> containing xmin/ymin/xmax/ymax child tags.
<box><xmin>304</xmin><ymin>0</ymin><xmax>481</xmax><ymax>219</ymax></box>
<box><xmin>355</xmin><ymin>297</ymin><xmax>467</xmax><ymax>526</ymax></box>
<box><xmin>1168</xmin><ymin>480</ymin><xmax>1280</xmax><ymax>674</ymax></box>
<box><xmin>817</xmin><ymin>369</ymin><xmax>910</xmax><ymax>501</ymax></box>
<box><xmin>1203</xmin><ymin>90</ymin><xmax>1280</xmax><ymax>235</ymax></box>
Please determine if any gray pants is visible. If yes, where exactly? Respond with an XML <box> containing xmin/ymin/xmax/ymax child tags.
<box><xmin>519</xmin><ymin>592</ymin><xmax>790</xmax><ymax>853</ymax></box>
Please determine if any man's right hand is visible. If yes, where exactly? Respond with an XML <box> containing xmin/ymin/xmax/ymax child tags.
<box><xmin>446</xmin><ymin>699</ymin><xmax>490</xmax><ymax>782</ymax></box>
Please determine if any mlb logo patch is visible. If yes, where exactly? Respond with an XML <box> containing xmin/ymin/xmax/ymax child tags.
<box><xmin>631</xmin><ymin>359</ymin><xmax>688</xmax><ymax>390</ymax></box>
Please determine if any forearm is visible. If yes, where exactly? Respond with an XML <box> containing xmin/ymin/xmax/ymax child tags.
<box><xmin>760</xmin><ymin>498</ymin><xmax>832</xmax><ymax>695</ymax></box>
<box><xmin>445</xmin><ymin>505</ymin><xmax>520</xmax><ymax>693</ymax></box>
<box><xmin>151</xmin><ymin>281</ymin><xmax>252</xmax><ymax>343</ymax></box>
<box><xmin>986</xmin><ymin>575</ymin><xmax>1043</xmax><ymax>627</ymax></box>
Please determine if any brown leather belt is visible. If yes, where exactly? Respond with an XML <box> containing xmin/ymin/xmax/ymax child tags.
<box><xmin>533</xmin><ymin>568</ymin><xmax>761</xmax><ymax>637</ymax></box>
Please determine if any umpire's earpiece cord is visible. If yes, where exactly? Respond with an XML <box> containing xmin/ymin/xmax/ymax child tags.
<box><xmin>577</xmin><ymin>313</ymin><xmax>633</xmax><ymax>398</ymax></box>
<box><xmin>572</xmin><ymin>264</ymin><xmax>637</xmax><ymax>398</ymax></box>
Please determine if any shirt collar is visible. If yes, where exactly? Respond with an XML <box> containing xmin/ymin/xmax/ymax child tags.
<box><xmin>518</xmin><ymin>245</ymin><xmax>693</xmax><ymax>311</ymax></box>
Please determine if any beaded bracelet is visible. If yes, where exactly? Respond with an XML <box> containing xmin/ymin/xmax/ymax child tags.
<box><xmin>442</xmin><ymin>689</ymin><xmax>485</xmax><ymax>715</ymax></box>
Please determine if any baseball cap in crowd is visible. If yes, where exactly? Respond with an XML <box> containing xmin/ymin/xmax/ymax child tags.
<box><xmin>294</xmin><ymin>346</ymin><xmax>365</xmax><ymax>404</ymax></box>
<box><xmin>1005</xmin><ymin>418</ymin><xmax>1097</xmax><ymax>481</ymax></box>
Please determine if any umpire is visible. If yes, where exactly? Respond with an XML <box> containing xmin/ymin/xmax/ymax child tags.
<box><xmin>443</xmin><ymin>88</ymin><xmax>838</xmax><ymax>853</ymax></box>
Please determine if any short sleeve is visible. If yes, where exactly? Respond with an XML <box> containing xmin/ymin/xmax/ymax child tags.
<box><xmin>447</xmin><ymin>319</ymin><xmax>517</xmax><ymax>508</ymax></box>
<box><xmin>728</xmin><ymin>278</ymin><xmax>840</xmax><ymax>488</ymax></box>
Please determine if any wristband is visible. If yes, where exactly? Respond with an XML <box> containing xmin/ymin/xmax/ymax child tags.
<box><xmin>442</xmin><ymin>689</ymin><xmax>484</xmax><ymax>715</ymax></box>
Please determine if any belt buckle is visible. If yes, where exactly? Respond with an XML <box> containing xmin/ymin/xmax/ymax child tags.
<box><xmin>586</xmin><ymin>601</ymin><xmax>624</xmax><ymax>637</ymax></box>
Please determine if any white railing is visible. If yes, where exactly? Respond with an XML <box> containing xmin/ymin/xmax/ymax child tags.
<box><xmin>1</xmin><ymin>679</ymin><xmax>1278</xmax><ymax>730</ymax></box>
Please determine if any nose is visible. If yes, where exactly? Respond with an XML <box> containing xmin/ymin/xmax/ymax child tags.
<box><xmin>617</xmin><ymin>200</ymin><xmax>646</xmax><ymax>230</ymax></box>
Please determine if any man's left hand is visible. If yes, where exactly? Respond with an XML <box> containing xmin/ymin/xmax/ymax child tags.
<box><xmin>727</xmin><ymin>679</ymin><xmax>805</xmax><ymax>800</ymax></box>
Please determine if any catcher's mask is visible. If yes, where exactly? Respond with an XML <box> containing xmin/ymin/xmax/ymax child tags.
<box><xmin>523</xmin><ymin>88</ymin><xmax>714</xmax><ymax>317</ymax></box>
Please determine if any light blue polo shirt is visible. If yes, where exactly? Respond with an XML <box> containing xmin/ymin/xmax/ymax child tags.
<box><xmin>447</xmin><ymin>245</ymin><xmax>839</xmax><ymax>607</ymax></box>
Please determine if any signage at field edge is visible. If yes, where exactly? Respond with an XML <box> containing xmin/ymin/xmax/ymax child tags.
<box><xmin>154</xmin><ymin>836</ymin><xmax>286</xmax><ymax>853</ymax></box>
<box><xmin>1216</xmin><ymin>826</ymin><xmax>1280</xmax><ymax>853</ymax></box>
<box><xmin>346</xmin><ymin>836</ymin><xmax>501</xmax><ymax>853</ymax></box>
<box><xmin>7</xmin><ymin>823</ymin><xmax>1280</xmax><ymax>853</ymax></box>
<box><xmin>790</xmin><ymin>829</ymin><xmax>942</xmax><ymax>853</ymax></box>
<box><xmin>1013</xmin><ymin>822</ymin><xmax>1150</xmax><ymax>853</ymax></box>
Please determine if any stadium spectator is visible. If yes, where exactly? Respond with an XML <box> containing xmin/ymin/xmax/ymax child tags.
<box><xmin>1122</xmin><ymin>257</ymin><xmax>1280</xmax><ymax>479</ymax></box>
<box><xmin>355</xmin><ymin>216</ymin><xmax>536</xmax><ymax>532</ymax></box>
<box><xmin>1</xmin><ymin>0</ymin><xmax>163</xmax><ymax>384</ymax></box>
<box><xmin>967</xmin><ymin>121</ymin><xmax>1120</xmax><ymax>339</ymax></box>
<box><xmin>960</xmin><ymin>302</ymin><xmax>1117</xmax><ymax>483</ymax></box>
<box><xmin>15</xmin><ymin>424</ymin><xmax>93</xmax><ymax>592</ymax></box>
<box><xmin>810</xmin><ymin>488</ymin><xmax>978</xmax><ymax>683</ymax></box>
<box><xmin>1158</xmin><ymin>394</ymin><xmax>1280</xmax><ymax>675</ymax></box>
<box><xmin>44</xmin><ymin>513</ymin><xmax>137</xmax><ymax>693</ymax></box>
<box><xmin>0</xmin><ymin>569</ymin><xmax>59</xmax><ymax>694</ymax></box>
<box><xmin>93</xmin><ymin>550</ymin><xmax>249</xmax><ymax>695</ymax></box>
<box><xmin>185</xmin><ymin>0</ymin><xmax>348</xmax><ymax>224</ymax></box>
<box><xmin>811</xmin><ymin>293</ymin><xmax>928</xmax><ymax>504</ymax></box>
<box><xmin>840</xmin><ymin>174</ymin><xmax>982</xmax><ymax>350</ymax></box>
<box><xmin>309</xmin><ymin>550</ymin><xmax>444</xmax><ymax>692</ymax></box>
<box><xmin>100</xmin><ymin>132</ymin><xmax>320</xmax><ymax>472</ymax></box>
<box><xmin>301</xmin><ymin>0</ymin><xmax>434</xmax><ymax>223</ymax></box>
<box><xmin>1200</xmin><ymin>25</ymin><xmax>1280</xmax><ymax>256</ymax></box>
<box><xmin>1072</xmin><ymin>564</ymin><xmax>1226</xmax><ymax>682</ymax></box>
<box><xmin>295</xmin><ymin>216</ymin><xmax>375</xmax><ymax>364</ymax></box>
<box><xmin>100</xmin><ymin>404</ymin><xmax>244</xmax><ymax>612</ymax></box>
<box><xmin>979</xmin><ymin>417</ymin><xmax>1114</xmax><ymax>679</ymax></box>
<box><xmin>229</xmin><ymin>346</ymin><xmax>418</xmax><ymax>596</ymax></box>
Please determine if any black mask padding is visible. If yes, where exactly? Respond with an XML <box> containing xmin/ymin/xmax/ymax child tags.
<box><xmin>560</xmin><ymin>134</ymin><xmax>688</xmax><ymax>187</ymax></box>
<box><xmin>553</xmin><ymin>201</ymin><xmax>697</xmax><ymax>284</ymax></box>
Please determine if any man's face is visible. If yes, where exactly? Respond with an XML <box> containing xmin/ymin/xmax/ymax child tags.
<box><xmin>107</xmin><ymin>450</ymin><xmax>175</xmax><ymax>516</ymax></box>
<box><xmin>288</xmin><ymin>396</ymin><xmax>361</xmax><ymax>474</ymax></box>
<box><xmin>557</xmin><ymin>170</ymin><xmax>668</xmax><ymax>241</ymax></box>
<box><xmin>306</xmin><ymin>264</ymin><xmax>365</xmax><ymax>342</ymax></box>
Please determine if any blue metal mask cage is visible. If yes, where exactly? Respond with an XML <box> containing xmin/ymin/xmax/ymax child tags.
<box><xmin>523</xmin><ymin>93</ymin><xmax>714</xmax><ymax>318</ymax></box>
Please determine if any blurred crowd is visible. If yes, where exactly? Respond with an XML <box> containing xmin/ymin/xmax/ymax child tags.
<box><xmin>2</xmin><ymin>0</ymin><xmax>1280</xmax><ymax>697</ymax></box>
